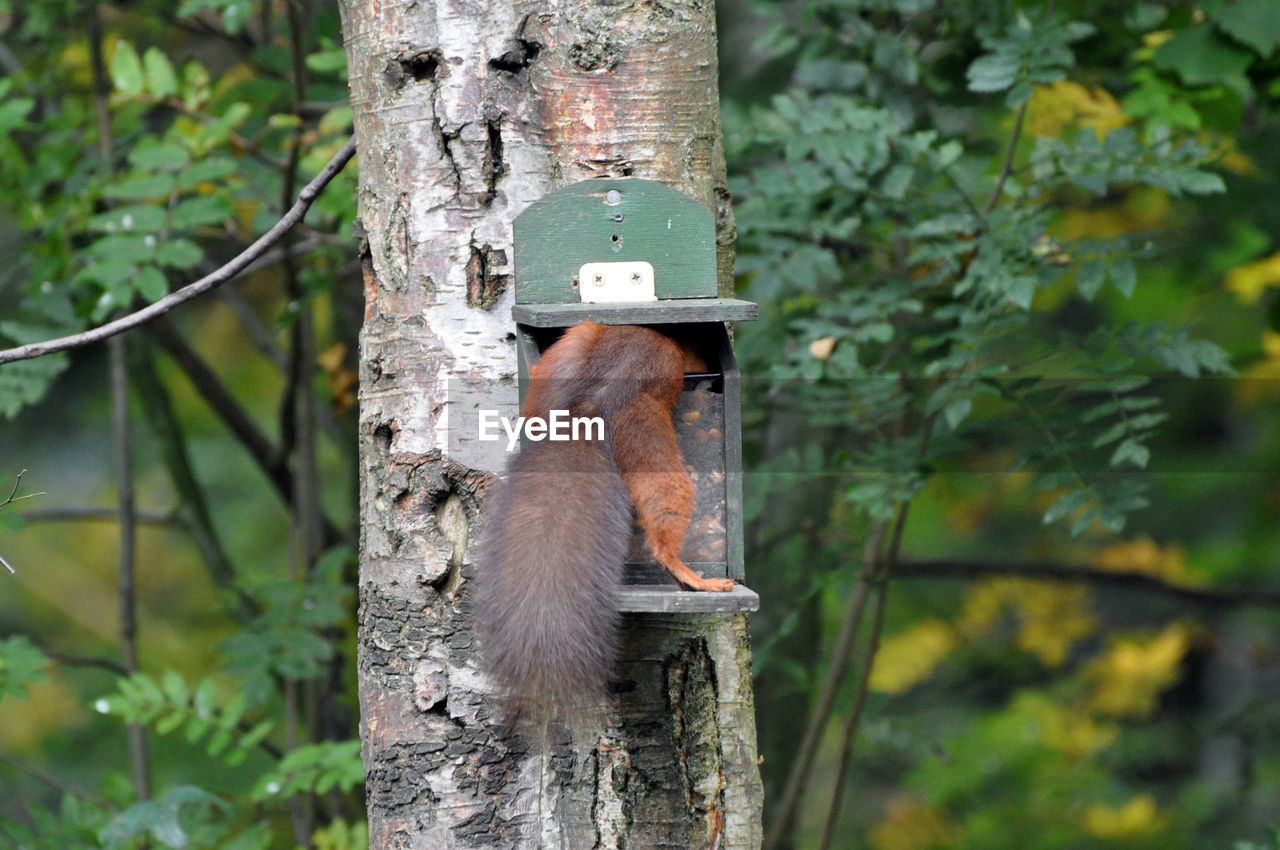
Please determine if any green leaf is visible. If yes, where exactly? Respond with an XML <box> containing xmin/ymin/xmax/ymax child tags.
<box><xmin>78</xmin><ymin>257</ymin><xmax>140</xmax><ymax>289</ymax></box>
<box><xmin>129</xmin><ymin>142</ymin><xmax>190</xmax><ymax>171</ymax></box>
<box><xmin>192</xmin><ymin>678</ymin><xmax>216</xmax><ymax>718</ymax></box>
<box><xmin>0</xmin><ymin>354</ymin><xmax>70</xmax><ymax>419</ymax></box>
<box><xmin>1111</xmin><ymin>437</ymin><xmax>1151</xmax><ymax>469</ymax></box>
<box><xmin>0</xmin><ymin>97</ymin><xmax>34</xmax><ymax>134</ymax></box>
<box><xmin>89</xmin><ymin>205</ymin><xmax>168</xmax><ymax>234</ymax></box>
<box><xmin>171</xmin><ymin>195</ymin><xmax>232</xmax><ymax>229</ymax></box>
<box><xmin>98</xmin><ymin>786</ymin><xmax>229</xmax><ymax>849</ymax></box>
<box><xmin>177</xmin><ymin>157</ymin><xmax>238</xmax><ymax>189</ymax></box>
<box><xmin>87</xmin><ymin>234</ymin><xmax>155</xmax><ymax>264</ymax></box>
<box><xmin>1043</xmin><ymin>488</ymin><xmax>1090</xmax><ymax>525</ymax></box>
<box><xmin>155</xmin><ymin>238</ymin><xmax>203</xmax><ymax>269</ymax></box>
<box><xmin>305</xmin><ymin>48</ymin><xmax>348</xmax><ymax>75</ymax></box>
<box><xmin>0</xmin><ymin>635</ymin><xmax>51</xmax><ymax>701</ymax></box>
<box><xmin>943</xmin><ymin>397</ymin><xmax>972</xmax><ymax>431</ymax></box>
<box><xmin>1177</xmin><ymin>169</ymin><xmax>1226</xmax><ymax>195</ymax></box>
<box><xmin>1076</xmin><ymin>260</ymin><xmax>1106</xmax><ymax>300</ymax></box>
<box><xmin>1215</xmin><ymin>1</ymin><xmax>1280</xmax><ymax>57</ymax></box>
<box><xmin>1109</xmin><ymin>258</ymin><xmax>1136</xmax><ymax>297</ymax></box>
<box><xmin>143</xmin><ymin>47</ymin><xmax>179</xmax><ymax>98</ymax></box>
<box><xmin>318</xmin><ymin>105</ymin><xmax>354</xmax><ymax>137</ymax></box>
<box><xmin>967</xmin><ymin>52</ymin><xmax>1021</xmax><ymax>93</ymax></box>
<box><xmin>104</xmin><ymin>173</ymin><xmax>177</xmax><ymax>201</ymax></box>
<box><xmin>110</xmin><ymin>40</ymin><xmax>145</xmax><ymax>95</ymax></box>
<box><xmin>1153</xmin><ymin>24</ymin><xmax>1253</xmax><ymax>89</ymax></box>
<box><xmin>1069</xmin><ymin>505</ymin><xmax>1101</xmax><ymax>536</ymax></box>
<box><xmin>134</xmin><ymin>266</ymin><xmax>169</xmax><ymax>302</ymax></box>
<box><xmin>155</xmin><ymin>708</ymin><xmax>186</xmax><ymax>736</ymax></box>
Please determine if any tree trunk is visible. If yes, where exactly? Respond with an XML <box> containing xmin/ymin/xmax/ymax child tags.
<box><xmin>339</xmin><ymin>1</ymin><xmax>762</xmax><ymax>846</ymax></box>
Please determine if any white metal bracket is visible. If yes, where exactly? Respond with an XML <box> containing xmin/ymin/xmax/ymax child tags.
<box><xmin>577</xmin><ymin>261</ymin><xmax>657</xmax><ymax>303</ymax></box>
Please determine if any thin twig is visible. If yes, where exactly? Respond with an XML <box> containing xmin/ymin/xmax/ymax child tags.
<box><xmin>1</xmin><ymin>470</ymin><xmax>45</xmax><ymax>507</ymax></box>
<box><xmin>217</xmin><ymin>287</ymin><xmax>289</xmax><ymax>369</ymax></box>
<box><xmin>986</xmin><ymin>96</ymin><xmax>1029</xmax><ymax>213</ymax></box>
<box><xmin>817</xmin><ymin>565</ymin><xmax>890</xmax><ymax>850</ymax></box>
<box><xmin>817</xmin><ymin>416</ymin><xmax>930</xmax><ymax>849</ymax></box>
<box><xmin>22</xmin><ymin>506</ymin><xmax>176</xmax><ymax>526</ymax></box>
<box><xmin>763</xmin><ymin>519</ymin><xmax>890</xmax><ymax>850</ymax></box>
<box><xmin>283</xmin><ymin>6</ymin><xmax>318</xmax><ymax>845</ymax></box>
<box><xmin>149</xmin><ymin>317</ymin><xmax>288</xmax><ymax>490</ymax></box>
<box><xmin>88</xmin><ymin>0</ymin><xmax>150</xmax><ymax>801</ymax></box>
<box><xmin>0</xmin><ymin>136</ymin><xmax>357</xmax><ymax>366</ymax></box>
<box><xmin>146</xmin><ymin>321</ymin><xmax>343</xmax><ymax>547</ymax></box>
<box><xmin>128</xmin><ymin>335</ymin><xmax>241</xmax><ymax>598</ymax></box>
<box><xmin>0</xmin><ymin>751</ymin><xmax>112</xmax><ymax>810</ymax></box>
<box><xmin>45</xmin><ymin>650</ymin><xmax>130</xmax><ymax>676</ymax></box>
<box><xmin>895</xmin><ymin>558</ymin><xmax>1280</xmax><ymax>608</ymax></box>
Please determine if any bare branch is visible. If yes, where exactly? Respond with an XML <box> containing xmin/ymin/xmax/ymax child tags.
<box><xmin>0</xmin><ymin>136</ymin><xmax>357</xmax><ymax>366</ymax></box>
<box><xmin>987</xmin><ymin>96</ymin><xmax>1029</xmax><ymax>213</ymax></box>
<box><xmin>0</xmin><ymin>751</ymin><xmax>112</xmax><ymax>810</ymax></box>
<box><xmin>764</xmin><ymin>518</ymin><xmax>889</xmax><ymax>850</ymax></box>
<box><xmin>21</xmin><ymin>506</ymin><xmax>176</xmax><ymax>526</ymax></box>
<box><xmin>2</xmin><ymin>470</ymin><xmax>45</xmax><ymax>570</ymax></box>
<box><xmin>895</xmin><ymin>558</ymin><xmax>1280</xmax><ymax>608</ymax></box>
<box><xmin>1</xmin><ymin>470</ymin><xmax>45</xmax><ymax>507</ymax></box>
<box><xmin>45</xmin><ymin>650</ymin><xmax>130</xmax><ymax>676</ymax></box>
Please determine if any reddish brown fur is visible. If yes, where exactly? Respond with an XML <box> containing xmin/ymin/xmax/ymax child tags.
<box><xmin>524</xmin><ymin>321</ymin><xmax>732</xmax><ymax>593</ymax></box>
<box><xmin>476</xmin><ymin>321</ymin><xmax>732</xmax><ymax>712</ymax></box>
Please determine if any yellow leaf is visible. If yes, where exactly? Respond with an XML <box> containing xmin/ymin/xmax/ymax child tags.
<box><xmin>869</xmin><ymin>619</ymin><xmax>957</xmax><ymax>695</ymax></box>
<box><xmin>956</xmin><ymin>578</ymin><xmax>1007</xmax><ymax>639</ymax></box>
<box><xmin>1085</xmin><ymin>623</ymin><xmax>1192</xmax><ymax>718</ymax></box>
<box><xmin>1094</xmin><ymin>537</ymin><xmax>1199</xmax><ymax>585</ymax></box>
<box><xmin>1013</xmin><ymin>582</ymin><xmax>1096</xmax><ymax>667</ymax></box>
<box><xmin>0</xmin><ymin>677</ymin><xmax>83</xmax><ymax>751</ymax></box>
<box><xmin>869</xmin><ymin>796</ymin><xmax>956</xmax><ymax>850</ymax></box>
<box><xmin>1084</xmin><ymin>795</ymin><xmax>1163</xmax><ymax>839</ymax></box>
<box><xmin>1018</xmin><ymin>692</ymin><xmax>1119</xmax><ymax>757</ymax></box>
<box><xmin>809</xmin><ymin>336</ymin><xmax>837</xmax><ymax>360</ymax></box>
<box><xmin>1054</xmin><ymin>186</ymin><xmax>1172</xmax><ymax>240</ymax></box>
<box><xmin>956</xmin><ymin>578</ymin><xmax>1096</xmax><ymax>667</ymax></box>
<box><xmin>1225</xmin><ymin>252</ymin><xmax>1280</xmax><ymax>303</ymax></box>
<box><xmin>233</xmin><ymin>198</ymin><xmax>259</xmax><ymax>237</ymax></box>
<box><xmin>1236</xmin><ymin>333</ymin><xmax>1280</xmax><ymax>403</ymax></box>
<box><xmin>1029</xmin><ymin>80</ymin><xmax>1129</xmax><ymax>140</ymax></box>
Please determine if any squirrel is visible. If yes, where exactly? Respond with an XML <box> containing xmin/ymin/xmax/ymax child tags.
<box><xmin>474</xmin><ymin>320</ymin><xmax>735</xmax><ymax>713</ymax></box>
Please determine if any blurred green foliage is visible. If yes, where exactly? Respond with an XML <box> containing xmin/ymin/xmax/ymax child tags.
<box><xmin>0</xmin><ymin>0</ymin><xmax>362</xmax><ymax>846</ymax></box>
<box><xmin>726</xmin><ymin>0</ymin><xmax>1280</xmax><ymax>848</ymax></box>
<box><xmin>2</xmin><ymin>0</ymin><xmax>1280</xmax><ymax>849</ymax></box>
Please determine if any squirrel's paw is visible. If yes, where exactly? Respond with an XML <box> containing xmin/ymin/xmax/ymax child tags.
<box><xmin>686</xmin><ymin>576</ymin><xmax>736</xmax><ymax>593</ymax></box>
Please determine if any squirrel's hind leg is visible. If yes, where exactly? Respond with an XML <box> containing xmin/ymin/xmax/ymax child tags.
<box><xmin>612</xmin><ymin>396</ymin><xmax>735</xmax><ymax>593</ymax></box>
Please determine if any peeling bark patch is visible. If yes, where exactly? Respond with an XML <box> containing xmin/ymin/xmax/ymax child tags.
<box><xmin>577</xmin><ymin>154</ymin><xmax>635</xmax><ymax>179</ymax></box>
<box><xmin>360</xmin><ymin>583</ymin><xmax>532</xmax><ymax>846</ymax></box>
<box><xmin>373</xmin><ymin>421</ymin><xmax>396</xmax><ymax>455</ymax></box>
<box><xmin>365</xmin><ymin>741</ymin><xmax>444</xmax><ymax>810</ymax></box>
<box><xmin>433</xmin><ymin>118</ymin><xmax>462</xmax><ymax>197</ymax></box>
<box><xmin>484</xmin><ymin>119</ymin><xmax>505</xmax><ymax>198</ymax></box>
<box><xmin>466</xmin><ymin>243</ymin><xmax>509</xmax><ymax>310</ymax></box>
<box><xmin>593</xmin><ymin>739</ymin><xmax>632</xmax><ymax>845</ymax></box>
<box><xmin>666</xmin><ymin>637</ymin><xmax>726</xmax><ymax>827</ymax></box>
<box><xmin>489</xmin><ymin>13</ymin><xmax>545</xmax><ymax>76</ymax></box>
<box><xmin>387</xmin><ymin>49</ymin><xmax>443</xmax><ymax>89</ymax></box>
<box><xmin>431</xmin><ymin>492</ymin><xmax>470</xmax><ymax>595</ymax></box>
<box><xmin>488</xmin><ymin>38</ymin><xmax>541</xmax><ymax>74</ymax></box>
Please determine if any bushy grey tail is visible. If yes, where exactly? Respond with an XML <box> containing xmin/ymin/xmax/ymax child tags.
<box><xmin>475</xmin><ymin>437</ymin><xmax>632</xmax><ymax>717</ymax></box>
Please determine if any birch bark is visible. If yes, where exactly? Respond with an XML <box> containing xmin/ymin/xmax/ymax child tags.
<box><xmin>339</xmin><ymin>1</ymin><xmax>762</xmax><ymax>845</ymax></box>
